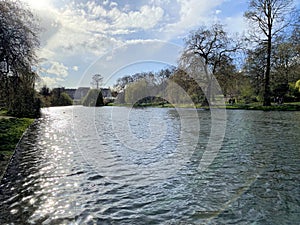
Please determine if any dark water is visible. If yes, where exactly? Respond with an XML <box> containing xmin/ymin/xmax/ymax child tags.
<box><xmin>0</xmin><ymin>106</ymin><xmax>299</xmax><ymax>224</ymax></box>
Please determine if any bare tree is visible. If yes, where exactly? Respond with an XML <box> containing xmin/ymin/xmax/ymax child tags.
<box><xmin>181</xmin><ymin>24</ymin><xmax>241</xmax><ymax>105</ymax></box>
<box><xmin>244</xmin><ymin>0</ymin><xmax>295</xmax><ymax>106</ymax></box>
<box><xmin>91</xmin><ymin>74</ymin><xmax>103</xmax><ymax>89</ymax></box>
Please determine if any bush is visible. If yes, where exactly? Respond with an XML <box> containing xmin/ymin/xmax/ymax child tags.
<box><xmin>285</xmin><ymin>82</ymin><xmax>300</xmax><ymax>102</ymax></box>
<box><xmin>51</xmin><ymin>92</ymin><xmax>73</xmax><ymax>106</ymax></box>
<box><xmin>82</xmin><ymin>89</ymin><xmax>104</xmax><ymax>106</ymax></box>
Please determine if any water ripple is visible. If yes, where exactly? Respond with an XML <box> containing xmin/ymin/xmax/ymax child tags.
<box><xmin>0</xmin><ymin>107</ymin><xmax>299</xmax><ymax>224</ymax></box>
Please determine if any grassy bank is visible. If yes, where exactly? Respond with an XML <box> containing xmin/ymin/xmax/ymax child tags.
<box><xmin>0</xmin><ymin>117</ymin><xmax>34</xmax><ymax>180</ymax></box>
<box><xmin>225</xmin><ymin>102</ymin><xmax>300</xmax><ymax>111</ymax></box>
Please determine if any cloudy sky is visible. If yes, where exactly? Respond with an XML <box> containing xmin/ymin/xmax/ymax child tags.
<box><xmin>21</xmin><ymin>0</ymin><xmax>254</xmax><ymax>88</ymax></box>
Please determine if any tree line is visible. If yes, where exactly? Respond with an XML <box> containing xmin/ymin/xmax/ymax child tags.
<box><xmin>114</xmin><ymin>0</ymin><xmax>300</xmax><ymax>106</ymax></box>
<box><xmin>39</xmin><ymin>85</ymin><xmax>104</xmax><ymax>107</ymax></box>
<box><xmin>0</xmin><ymin>0</ymin><xmax>299</xmax><ymax>117</ymax></box>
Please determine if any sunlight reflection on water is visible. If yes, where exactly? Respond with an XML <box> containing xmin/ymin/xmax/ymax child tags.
<box><xmin>0</xmin><ymin>106</ymin><xmax>299</xmax><ymax>224</ymax></box>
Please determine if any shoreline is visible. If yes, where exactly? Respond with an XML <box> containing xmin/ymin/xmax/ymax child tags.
<box><xmin>0</xmin><ymin>117</ymin><xmax>34</xmax><ymax>182</ymax></box>
<box><xmin>108</xmin><ymin>102</ymin><xmax>300</xmax><ymax>111</ymax></box>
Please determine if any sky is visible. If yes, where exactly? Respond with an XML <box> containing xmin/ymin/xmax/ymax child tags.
<box><xmin>20</xmin><ymin>0</ymin><xmax>255</xmax><ymax>88</ymax></box>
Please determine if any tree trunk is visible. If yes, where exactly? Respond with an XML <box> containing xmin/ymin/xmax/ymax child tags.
<box><xmin>263</xmin><ymin>4</ymin><xmax>272</xmax><ymax>107</ymax></box>
<box><xmin>263</xmin><ymin>37</ymin><xmax>272</xmax><ymax>106</ymax></box>
<box><xmin>202</xmin><ymin>64</ymin><xmax>211</xmax><ymax>106</ymax></box>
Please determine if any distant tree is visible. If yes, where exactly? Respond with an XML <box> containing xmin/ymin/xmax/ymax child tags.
<box><xmin>82</xmin><ymin>89</ymin><xmax>104</xmax><ymax>106</ymax></box>
<box><xmin>91</xmin><ymin>74</ymin><xmax>103</xmax><ymax>89</ymax></box>
<box><xmin>114</xmin><ymin>75</ymin><xmax>134</xmax><ymax>91</ymax></box>
<box><xmin>244</xmin><ymin>43</ymin><xmax>267</xmax><ymax>98</ymax></box>
<box><xmin>124</xmin><ymin>79</ymin><xmax>150</xmax><ymax>104</ymax></box>
<box><xmin>59</xmin><ymin>93</ymin><xmax>73</xmax><ymax>106</ymax></box>
<box><xmin>50</xmin><ymin>88</ymin><xmax>73</xmax><ymax>106</ymax></box>
<box><xmin>244</xmin><ymin>0</ymin><xmax>296</xmax><ymax>106</ymax></box>
<box><xmin>167</xmin><ymin>69</ymin><xmax>204</xmax><ymax>104</ymax></box>
<box><xmin>156</xmin><ymin>68</ymin><xmax>175</xmax><ymax>97</ymax></box>
<box><xmin>40</xmin><ymin>85</ymin><xmax>51</xmax><ymax>97</ymax></box>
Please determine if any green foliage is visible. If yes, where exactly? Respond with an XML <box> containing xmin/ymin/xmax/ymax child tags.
<box><xmin>51</xmin><ymin>92</ymin><xmax>73</xmax><ymax>106</ymax></box>
<box><xmin>82</xmin><ymin>89</ymin><xmax>104</xmax><ymax>106</ymax></box>
<box><xmin>295</xmin><ymin>80</ymin><xmax>300</xmax><ymax>92</ymax></box>
<box><xmin>236</xmin><ymin>77</ymin><xmax>257</xmax><ymax>103</ymax></box>
<box><xmin>124</xmin><ymin>79</ymin><xmax>150</xmax><ymax>104</ymax></box>
<box><xmin>286</xmin><ymin>81</ymin><xmax>300</xmax><ymax>102</ymax></box>
<box><xmin>7</xmin><ymin>77</ymin><xmax>41</xmax><ymax>118</ymax></box>
<box><xmin>167</xmin><ymin>69</ymin><xmax>206</xmax><ymax>105</ymax></box>
<box><xmin>166</xmin><ymin>80</ymin><xmax>191</xmax><ymax>104</ymax></box>
<box><xmin>39</xmin><ymin>95</ymin><xmax>52</xmax><ymax>107</ymax></box>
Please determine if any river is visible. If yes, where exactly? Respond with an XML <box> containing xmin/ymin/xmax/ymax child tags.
<box><xmin>0</xmin><ymin>106</ymin><xmax>299</xmax><ymax>224</ymax></box>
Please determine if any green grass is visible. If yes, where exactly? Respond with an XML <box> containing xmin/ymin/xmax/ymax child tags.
<box><xmin>0</xmin><ymin>118</ymin><xmax>34</xmax><ymax>179</ymax></box>
<box><xmin>0</xmin><ymin>118</ymin><xmax>33</xmax><ymax>151</ymax></box>
<box><xmin>225</xmin><ymin>102</ymin><xmax>300</xmax><ymax>111</ymax></box>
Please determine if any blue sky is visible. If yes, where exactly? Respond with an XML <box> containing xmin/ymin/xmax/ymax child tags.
<box><xmin>20</xmin><ymin>0</ymin><xmax>263</xmax><ymax>88</ymax></box>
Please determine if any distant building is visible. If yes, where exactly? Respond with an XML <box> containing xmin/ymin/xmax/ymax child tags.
<box><xmin>64</xmin><ymin>88</ymin><xmax>76</xmax><ymax>99</ymax></box>
<box><xmin>64</xmin><ymin>87</ymin><xmax>115</xmax><ymax>105</ymax></box>
<box><xmin>64</xmin><ymin>87</ymin><xmax>90</xmax><ymax>105</ymax></box>
<box><xmin>52</xmin><ymin>87</ymin><xmax>66</xmax><ymax>95</ymax></box>
<box><xmin>74</xmin><ymin>87</ymin><xmax>90</xmax><ymax>100</ymax></box>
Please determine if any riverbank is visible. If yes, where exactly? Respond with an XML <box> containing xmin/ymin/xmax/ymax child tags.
<box><xmin>0</xmin><ymin>113</ymin><xmax>34</xmax><ymax>181</ymax></box>
<box><xmin>225</xmin><ymin>102</ymin><xmax>300</xmax><ymax>111</ymax></box>
<box><xmin>108</xmin><ymin>102</ymin><xmax>300</xmax><ymax>111</ymax></box>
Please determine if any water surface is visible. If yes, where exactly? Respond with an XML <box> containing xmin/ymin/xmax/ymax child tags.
<box><xmin>0</xmin><ymin>106</ymin><xmax>299</xmax><ymax>224</ymax></box>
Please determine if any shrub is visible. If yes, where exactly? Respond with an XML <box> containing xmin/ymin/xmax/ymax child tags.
<box><xmin>82</xmin><ymin>89</ymin><xmax>104</xmax><ymax>106</ymax></box>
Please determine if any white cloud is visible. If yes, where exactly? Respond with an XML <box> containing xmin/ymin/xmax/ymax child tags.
<box><xmin>46</xmin><ymin>61</ymin><xmax>69</xmax><ymax>77</ymax></box>
<box><xmin>103</xmin><ymin>0</ymin><xmax>109</xmax><ymax>6</ymax></box>
<box><xmin>110</xmin><ymin>2</ymin><xmax>118</xmax><ymax>8</ymax></box>
<box><xmin>72</xmin><ymin>66</ymin><xmax>79</xmax><ymax>71</ymax></box>
<box><xmin>36</xmin><ymin>8</ymin><xmax>119</xmax><ymax>58</ymax></box>
<box><xmin>111</xmin><ymin>5</ymin><xmax>164</xmax><ymax>30</ymax></box>
<box><xmin>37</xmin><ymin>48</ymin><xmax>56</xmax><ymax>61</ymax></box>
<box><xmin>164</xmin><ymin>0</ymin><xmax>225</xmax><ymax>38</ymax></box>
<box><xmin>87</xmin><ymin>2</ymin><xmax>107</xmax><ymax>16</ymax></box>
<box><xmin>216</xmin><ymin>10</ymin><xmax>222</xmax><ymax>15</ymax></box>
<box><xmin>36</xmin><ymin>1</ymin><xmax>165</xmax><ymax>63</ymax></box>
